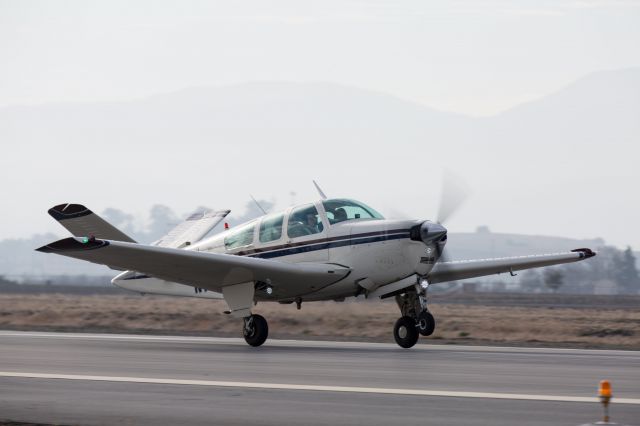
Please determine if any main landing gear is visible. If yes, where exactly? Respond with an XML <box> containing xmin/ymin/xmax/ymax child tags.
<box><xmin>243</xmin><ymin>314</ymin><xmax>269</xmax><ymax>347</ymax></box>
<box><xmin>393</xmin><ymin>279</ymin><xmax>436</xmax><ymax>349</ymax></box>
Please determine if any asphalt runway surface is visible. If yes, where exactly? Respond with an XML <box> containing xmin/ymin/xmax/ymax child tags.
<box><xmin>1</xmin><ymin>331</ymin><xmax>638</xmax><ymax>426</ymax></box>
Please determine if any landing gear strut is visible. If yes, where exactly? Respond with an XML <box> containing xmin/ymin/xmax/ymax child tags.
<box><xmin>393</xmin><ymin>279</ymin><xmax>436</xmax><ymax>348</ymax></box>
<box><xmin>243</xmin><ymin>314</ymin><xmax>268</xmax><ymax>347</ymax></box>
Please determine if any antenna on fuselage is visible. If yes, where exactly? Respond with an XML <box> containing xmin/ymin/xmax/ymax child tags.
<box><xmin>313</xmin><ymin>180</ymin><xmax>328</xmax><ymax>200</ymax></box>
<box><xmin>249</xmin><ymin>194</ymin><xmax>268</xmax><ymax>215</ymax></box>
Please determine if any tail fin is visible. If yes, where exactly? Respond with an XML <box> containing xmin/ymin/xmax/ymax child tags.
<box><xmin>153</xmin><ymin>209</ymin><xmax>230</xmax><ymax>249</ymax></box>
<box><xmin>48</xmin><ymin>203</ymin><xmax>137</xmax><ymax>243</ymax></box>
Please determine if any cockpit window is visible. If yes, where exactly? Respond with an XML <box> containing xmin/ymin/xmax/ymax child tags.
<box><xmin>259</xmin><ymin>213</ymin><xmax>284</xmax><ymax>243</ymax></box>
<box><xmin>322</xmin><ymin>199</ymin><xmax>384</xmax><ymax>225</ymax></box>
<box><xmin>287</xmin><ymin>204</ymin><xmax>324</xmax><ymax>238</ymax></box>
<box><xmin>224</xmin><ymin>221</ymin><xmax>256</xmax><ymax>249</ymax></box>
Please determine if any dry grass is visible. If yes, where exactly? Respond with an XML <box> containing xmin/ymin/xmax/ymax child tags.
<box><xmin>0</xmin><ymin>294</ymin><xmax>638</xmax><ymax>349</ymax></box>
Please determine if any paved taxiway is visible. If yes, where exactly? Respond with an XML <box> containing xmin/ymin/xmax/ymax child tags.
<box><xmin>1</xmin><ymin>331</ymin><xmax>638</xmax><ymax>425</ymax></box>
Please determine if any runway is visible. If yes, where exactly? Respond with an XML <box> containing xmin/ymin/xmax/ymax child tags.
<box><xmin>1</xmin><ymin>331</ymin><xmax>638</xmax><ymax>425</ymax></box>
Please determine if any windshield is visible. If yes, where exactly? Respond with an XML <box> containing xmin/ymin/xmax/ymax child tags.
<box><xmin>322</xmin><ymin>199</ymin><xmax>384</xmax><ymax>225</ymax></box>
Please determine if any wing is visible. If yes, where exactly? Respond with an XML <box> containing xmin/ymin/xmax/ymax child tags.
<box><xmin>427</xmin><ymin>248</ymin><xmax>595</xmax><ymax>284</ymax></box>
<box><xmin>36</xmin><ymin>237</ymin><xmax>350</xmax><ymax>298</ymax></box>
<box><xmin>153</xmin><ymin>209</ymin><xmax>230</xmax><ymax>248</ymax></box>
<box><xmin>48</xmin><ymin>204</ymin><xmax>136</xmax><ymax>243</ymax></box>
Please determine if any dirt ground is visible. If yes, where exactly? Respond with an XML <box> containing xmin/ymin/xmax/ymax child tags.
<box><xmin>1</xmin><ymin>293</ymin><xmax>638</xmax><ymax>349</ymax></box>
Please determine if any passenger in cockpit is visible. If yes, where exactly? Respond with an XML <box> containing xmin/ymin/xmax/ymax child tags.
<box><xmin>333</xmin><ymin>207</ymin><xmax>347</xmax><ymax>223</ymax></box>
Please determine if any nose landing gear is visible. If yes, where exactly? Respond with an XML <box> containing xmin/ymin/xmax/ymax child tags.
<box><xmin>393</xmin><ymin>279</ymin><xmax>436</xmax><ymax>348</ymax></box>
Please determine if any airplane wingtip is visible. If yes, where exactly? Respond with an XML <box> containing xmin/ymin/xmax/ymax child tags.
<box><xmin>571</xmin><ymin>248</ymin><xmax>596</xmax><ymax>259</ymax></box>
<box><xmin>35</xmin><ymin>237</ymin><xmax>109</xmax><ymax>253</ymax></box>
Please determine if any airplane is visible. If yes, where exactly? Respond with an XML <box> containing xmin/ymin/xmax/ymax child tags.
<box><xmin>36</xmin><ymin>185</ymin><xmax>596</xmax><ymax>349</ymax></box>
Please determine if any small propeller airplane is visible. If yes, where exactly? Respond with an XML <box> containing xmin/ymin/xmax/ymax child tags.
<box><xmin>36</xmin><ymin>182</ymin><xmax>596</xmax><ymax>348</ymax></box>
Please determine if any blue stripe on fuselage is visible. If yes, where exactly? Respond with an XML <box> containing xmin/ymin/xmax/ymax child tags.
<box><xmin>249</xmin><ymin>232</ymin><xmax>409</xmax><ymax>259</ymax></box>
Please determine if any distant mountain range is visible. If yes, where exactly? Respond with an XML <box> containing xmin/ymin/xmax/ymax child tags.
<box><xmin>3</xmin><ymin>68</ymin><xmax>636</xmax><ymax>154</ymax></box>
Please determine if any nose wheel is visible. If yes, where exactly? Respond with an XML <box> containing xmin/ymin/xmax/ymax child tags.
<box><xmin>243</xmin><ymin>314</ymin><xmax>269</xmax><ymax>347</ymax></box>
<box><xmin>417</xmin><ymin>310</ymin><xmax>435</xmax><ymax>336</ymax></box>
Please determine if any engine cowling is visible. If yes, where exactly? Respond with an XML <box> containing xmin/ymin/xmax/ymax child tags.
<box><xmin>409</xmin><ymin>220</ymin><xmax>448</xmax><ymax>276</ymax></box>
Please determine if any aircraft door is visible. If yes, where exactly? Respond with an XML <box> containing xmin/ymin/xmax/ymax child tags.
<box><xmin>284</xmin><ymin>203</ymin><xmax>329</xmax><ymax>263</ymax></box>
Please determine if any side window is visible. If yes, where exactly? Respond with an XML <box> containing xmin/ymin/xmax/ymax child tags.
<box><xmin>323</xmin><ymin>199</ymin><xmax>384</xmax><ymax>224</ymax></box>
<box><xmin>259</xmin><ymin>213</ymin><xmax>284</xmax><ymax>243</ymax></box>
<box><xmin>287</xmin><ymin>204</ymin><xmax>324</xmax><ymax>238</ymax></box>
<box><xmin>224</xmin><ymin>222</ymin><xmax>255</xmax><ymax>249</ymax></box>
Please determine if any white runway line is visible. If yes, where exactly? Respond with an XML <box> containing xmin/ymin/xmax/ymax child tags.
<box><xmin>1</xmin><ymin>371</ymin><xmax>640</xmax><ymax>404</ymax></box>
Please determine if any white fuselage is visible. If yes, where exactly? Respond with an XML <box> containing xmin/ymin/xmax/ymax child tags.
<box><xmin>113</xmin><ymin>199</ymin><xmax>436</xmax><ymax>302</ymax></box>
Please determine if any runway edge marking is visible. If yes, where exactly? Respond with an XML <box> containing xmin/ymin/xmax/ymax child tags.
<box><xmin>1</xmin><ymin>372</ymin><xmax>639</xmax><ymax>404</ymax></box>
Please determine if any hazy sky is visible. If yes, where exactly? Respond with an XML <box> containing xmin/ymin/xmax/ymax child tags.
<box><xmin>1</xmin><ymin>0</ymin><xmax>639</xmax><ymax>251</ymax></box>
<box><xmin>1</xmin><ymin>0</ymin><xmax>639</xmax><ymax>115</ymax></box>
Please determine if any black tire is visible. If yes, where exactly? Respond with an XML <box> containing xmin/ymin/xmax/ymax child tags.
<box><xmin>243</xmin><ymin>314</ymin><xmax>268</xmax><ymax>347</ymax></box>
<box><xmin>417</xmin><ymin>311</ymin><xmax>436</xmax><ymax>336</ymax></box>
<box><xmin>393</xmin><ymin>316</ymin><xmax>419</xmax><ymax>349</ymax></box>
